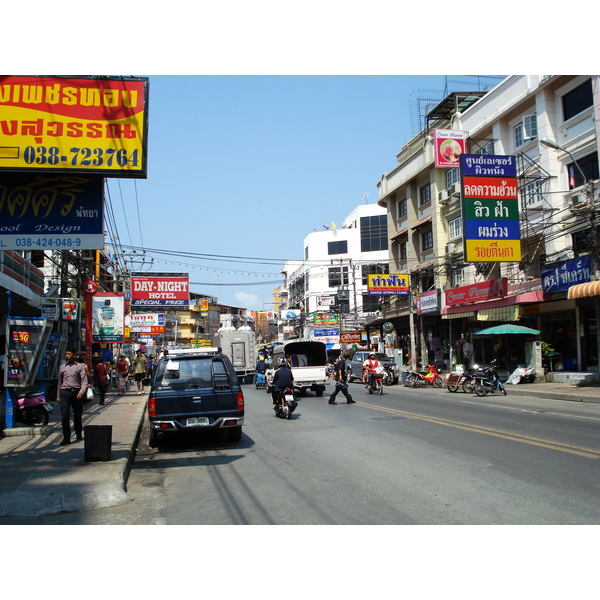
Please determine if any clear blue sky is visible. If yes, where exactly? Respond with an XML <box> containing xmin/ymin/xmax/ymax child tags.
<box><xmin>106</xmin><ymin>75</ymin><xmax>484</xmax><ymax>310</ymax></box>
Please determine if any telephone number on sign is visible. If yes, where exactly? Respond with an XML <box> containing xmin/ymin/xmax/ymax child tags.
<box><xmin>23</xmin><ymin>146</ymin><xmax>140</xmax><ymax>168</ymax></box>
<box><xmin>15</xmin><ymin>237</ymin><xmax>82</xmax><ymax>248</ymax></box>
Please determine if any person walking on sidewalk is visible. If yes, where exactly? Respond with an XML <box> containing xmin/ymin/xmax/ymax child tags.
<box><xmin>117</xmin><ymin>355</ymin><xmax>129</xmax><ymax>394</ymax></box>
<box><xmin>328</xmin><ymin>353</ymin><xmax>355</xmax><ymax>405</ymax></box>
<box><xmin>56</xmin><ymin>348</ymin><xmax>89</xmax><ymax>445</ymax></box>
<box><xmin>93</xmin><ymin>356</ymin><xmax>110</xmax><ymax>405</ymax></box>
<box><xmin>133</xmin><ymin>350</ymin><xmax>148</xmax><ymax>395</ymax></box>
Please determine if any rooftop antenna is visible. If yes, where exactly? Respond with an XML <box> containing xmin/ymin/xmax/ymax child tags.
<box><xmin>364</xmin><ymin>192</ymin><xmax>369</xmax><ymax>204</ymax></box>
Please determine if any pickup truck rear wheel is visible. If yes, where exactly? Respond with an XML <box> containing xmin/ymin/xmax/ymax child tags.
<box><xmin>227</xmin><ymin>426</ymin><xmax>242</xmax><ymax>442</ymax></box>
<box><xmin>314</xmin><ymin>385</ymin><xmax>325</xmax><ymax>396</ymax></box>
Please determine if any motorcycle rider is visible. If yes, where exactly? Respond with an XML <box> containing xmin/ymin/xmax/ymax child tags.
<box><xmin>363</xmin><ymin>352</ymin><xmax>380</xmax><ymax>389</ymax></box>
<box><xmin>271</xmin><ymin>356</ymin><xmax>294</xmax><ymax>409</ymax></box>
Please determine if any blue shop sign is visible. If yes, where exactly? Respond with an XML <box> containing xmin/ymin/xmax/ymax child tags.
<box><xmin>460</xmin><ymin>154</ymin><xmax>517</xmax><ymax>178</ymax></box>
<box><xmin>541</xmin><ymin>255</ymin><xmax>591</xmax><ymax>294</ymax></box>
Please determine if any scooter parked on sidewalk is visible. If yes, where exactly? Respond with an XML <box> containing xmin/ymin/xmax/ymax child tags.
<box><xmin>473</xmin><ymin>361</ymin><xmax>507</xmax><ymax>396</ymax></box>
<box><xmin>406</xmin><ymin>364</ymin><xmax>443</xmax><ymax>388</ymax></box>
<box><xmin>15</xmin><ymin>390</ymin><xmax>53</xmax><ymax>426</ymax></box>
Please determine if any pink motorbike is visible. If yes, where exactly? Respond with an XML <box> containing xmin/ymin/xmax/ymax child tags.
<box><xmin>15</xmin><ymin>391</ymin><xmax>53</xmax><ymax>426</ymax></box>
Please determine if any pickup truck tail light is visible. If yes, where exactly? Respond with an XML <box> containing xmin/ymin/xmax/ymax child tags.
<box><xmin>236</xmin><ymin>391</ymin><xmax>244</xmax><ymax>410</ymax></box>
<box><xmin>148</xmin><ymin>396</ymin><xmax>156</xmax><ymax>417</ymax></box>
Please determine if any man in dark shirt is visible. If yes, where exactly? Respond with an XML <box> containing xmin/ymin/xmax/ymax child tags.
<box><xmin>328</xmin><ymin>353</ymin><xmax>355</xmax><ymax>405</ymax></box>
<box><xmin>271</xmin><ymin>357</ymin><xmax>294</xmax><ymax>409</ymax></box>
<box><xmin>56</xmin><ymin>348</ymin><xmax>88</xmax><ymax>445</ymax></box>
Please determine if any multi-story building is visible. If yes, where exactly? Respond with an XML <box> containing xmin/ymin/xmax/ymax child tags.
<box><xmin>277</xmin><ymin>203</ymin><xmax>389</xmax><ymax>342</ymax></box>
<box><xmin>377</xmin><ymin>75</ymin><xmax>599</xmax><ymax>376</ymax></box>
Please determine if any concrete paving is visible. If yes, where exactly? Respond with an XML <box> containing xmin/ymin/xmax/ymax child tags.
<box><xmin>0</xmin><ymin>385</ymin><xmax>147</xmax><ymax>517</ymax></box>
<box><xmin>0</xmin><ymin>379</ymin><xmax>598</xmax><ymax>518</ymax></box>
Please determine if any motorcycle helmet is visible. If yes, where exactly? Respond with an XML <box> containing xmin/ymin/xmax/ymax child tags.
<box><xmin>277</xmin><ymin>356</ymin><xmax>288</xmax><ymax>367</ymax></box>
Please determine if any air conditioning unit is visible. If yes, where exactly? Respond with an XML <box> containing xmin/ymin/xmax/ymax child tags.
<box><xmin>445</xmin><ymin>243</ymin><xmax>458</xmax><ymax>254</ymax></box>
<box><xmin>438</xmin><ymin>189</ymin><xmax>449</xmax><ymax>204</ymax></box>
<box><xmin>450</xmin><ymin>182</ymin><xmax>461</xmax><ymax>196</ymax></box>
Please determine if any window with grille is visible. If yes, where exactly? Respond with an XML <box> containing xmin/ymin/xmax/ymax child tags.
<box><xmin>328</xmin><ymin>266</ymin><xmax>349</xmax><ymax>287</ymax></box>
<box><xmin>448</xmin><ymin>217</ymin><xmax>462</xmax><ymax>239</ymax></box>
<box><xmin>422</xmin><ymin>230</ymin><xmax>433</xmax><ymax>251</ymax></box>
<box><xmin>419</xmin><ymin>183</ymin><xmax>431</xmax><ymax>206</ymax></box>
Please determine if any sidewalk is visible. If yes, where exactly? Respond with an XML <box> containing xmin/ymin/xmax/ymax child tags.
<box><xmin>0</xmin><ymin>386</ymin><xmax>147</xmax><ymax>518</ymax></box>
<box><xmin>1</xmin><ymin>379</ymin><xmax>599</xmax><ymax>519</ymax></box>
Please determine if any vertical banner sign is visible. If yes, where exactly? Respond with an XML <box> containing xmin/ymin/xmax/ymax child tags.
<box><xmin>434</xmin><ymin>129</ymin><xmax>467</xmax><ymax>168</ymax></box>
<box><xmin>460</xmin><ymin>155</ymin><xmax>521</xmax><ymax>262</ymax></box>
<box><xmin>0</xmin><ymin>76</ymin><xmax>148</xmax><ymax>178</ymax></box>
<box><xmin>91</xmin><ymin>293</ymin><xmax>125</xmax><ymax>342</ymax></box>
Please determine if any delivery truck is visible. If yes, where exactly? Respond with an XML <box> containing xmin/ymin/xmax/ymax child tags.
<box><xmin>215</xmin><ymin>326</ymin><xmax>256</xmax><ymax>384</ymax></box>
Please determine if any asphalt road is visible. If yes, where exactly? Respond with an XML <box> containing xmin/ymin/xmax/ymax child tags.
<box><xmin>23</xmin><ymin>379</ymin><xmax>600</xmax><ymax>526</ymax></box>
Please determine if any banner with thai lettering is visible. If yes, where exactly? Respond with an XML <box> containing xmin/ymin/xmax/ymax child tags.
<box><xmin>130</xmin><ymin>272</ymin><xmax>190</xmax><ymax>307</ymax></box>
<box><xmin>540</xmin><ymin>255</ymin><xmax>591</xmax><ymax>294</ymax></box>
<box><xmin>444</xmin><ymin>278</ymin><xmax>507</xmax><ymax>307</ymax></box>
<box><xmin>367</xmin><ymin>273</ymin><xmax>409</xmax><ymax>295</ymax></box>
<box><xmin>460</xmin><ymin>154</ymin><xmax>521</xmax><ymax>262</ymax></box>
<box><xmin>0</xmin><ymin>76</ymin><xmax>148</xmax><ymax>178</ymax></box>
<box><xmin>0</xmin><ymin>173</ymin><xmax>104</xmax><ymax>250</ymax></box>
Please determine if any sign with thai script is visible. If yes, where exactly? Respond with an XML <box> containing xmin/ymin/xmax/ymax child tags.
<box><xmin>434</xmin><ymin>129</ymin><xmax>467</xmax><ymax>168</ymax></box>
<box><xmin>313</xmin><ymin>312</ymin><xmax>339</xmax><ymax>325</ymax></box>
<box><xmin>0</xmin><ymin>173</ymin><xmax>104</xmax><ymax>250</ymax></box>
<box><xmin>460</xmin><ymin>154</ymin><xmax>517</xmax><ymax>177</ymax></box>
<box><xmin>130</xmin><ymin>272</ymin><xmax>190</xmax><ymax>307</ymax></box>
<box><xmin>417</xmin><ymin>290</ymin><xmax>439</xmax><ymax>314</ymax></box>
<box><xmin>125</xmin><ymin>313</ymin><xmax>165</xmax><ymax>328</ymax></box>
<box><xmin>314</xmin><ymin>328</ymin><xmax>339</xmax><ymax>337</ymax></box>
<box><xmin>367</xmin><ymin>273</ymin><xmax>409</xmax><ymax>295</ymax></box>
<box><xmin>444</xmin><ymin>277</ymin><xmax>507</xmax><ymax>307</ymax></box>
<box><xmin>0</xmin><ymin>76</ymin><xmax>148</xmax><ymax>178</ymax></box>
<box><xmin>460</xmin><ymin>154</ymin><xmax>521</xmax><ymax>263</ymax></box>
<box><xmin>540</xmin><ymin>255</ymin><xmax>591</xmax><ymax>294</ymax></box>
<box><xmin>316</xmin><ymin>295</ymin><xmax>336</xmax><ymax>306</ymax></box>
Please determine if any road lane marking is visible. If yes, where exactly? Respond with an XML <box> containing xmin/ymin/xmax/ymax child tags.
<box><xmin>357</xmin><ymin>401</ymin><xmax>600</xmax><ymax>459</ymax></box>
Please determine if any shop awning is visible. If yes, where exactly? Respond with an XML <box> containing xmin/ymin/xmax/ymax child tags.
<box><xmin>568</xmin><ymin>281</ymin><xmax>600</xmax><ymax>299</ymax></box>
<box><xmin>391</xmin><ymin>228</ymin><xmax>408</xmax><ymax>241</ymax></box>
<box><xmin>411</xmin><ymin>216</ymin><xmax>432</xmax><ymax>230</ymax></box>
<box><xmin>477</xmin><ymin>305</ymin><xmax>520</xmax><ymax>321</ymax></box>
<box><xmin>441</xmin><ymin>311</ymin><xmax>475</xmax><ymax>319</ymax></box>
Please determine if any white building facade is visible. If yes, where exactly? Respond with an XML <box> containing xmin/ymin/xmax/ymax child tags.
<box><xmin>277</xmin><ymin>204</ymin><xmax>389</xmax><ymax>342</ymax></box>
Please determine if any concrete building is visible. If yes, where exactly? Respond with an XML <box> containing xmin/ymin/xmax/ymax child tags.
<box><xmin>277</xmin><ymin>203</ymin><xmax>389</xmax><ymax>343</ymax></box>
<box><xmin>377</xmin><ymin>75</ymin><xmax>599</xmax><ymax>379</ymax></box>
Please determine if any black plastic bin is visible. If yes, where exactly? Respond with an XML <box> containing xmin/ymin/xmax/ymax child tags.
<box><xmin>84</xmin><ymin>425</ymin><xmax>112</xmax><ymax>462</ymax></box>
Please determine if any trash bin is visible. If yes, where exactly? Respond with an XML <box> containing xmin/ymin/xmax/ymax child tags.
<box><xmin>84</xmin><ymin>425</ymin><xmax>112</xmax><ymax>462</ymax></box>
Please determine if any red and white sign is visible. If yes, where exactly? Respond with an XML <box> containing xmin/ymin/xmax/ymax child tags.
<box><xmin>444</xmin><ymin>278</ymin><xmax>507</xmax><ymax>307</ymax></box>
<box><xmin>434</xmin><ymin>129</ymin><xmax>468</xmax><ymax>168</ymax></box>
<box><xmin>130</xmin><ymin>273</ymin><xmax>189</xmax><ymax>307</ymax></box>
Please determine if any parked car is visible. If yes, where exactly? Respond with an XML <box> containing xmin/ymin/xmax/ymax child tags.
<box><xmin>346</xmin><ymin>351</ymin><xmax>400</xmax><ymax>384</ymax></box>
<box><xmin>147</xmin><ymin>351</ymin><xmax>244</xmax><ymax>447</ymax></box>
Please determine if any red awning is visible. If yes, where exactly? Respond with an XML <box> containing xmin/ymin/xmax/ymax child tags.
<box><xmin>568</xmin><ymin>281</ymin><xmax>600</xmax><ymax>299</ymax></box>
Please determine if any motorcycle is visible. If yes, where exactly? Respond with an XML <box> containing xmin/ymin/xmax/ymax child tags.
<box><xmin>446</xmin><ymin>369</ymin><xmax>478</xmax><ymax>393</ymax></box>
<box><xmin>382</xmin><ymin>364</ymin><xmax>396</xmax><ymax>386</ymax></box>
<box><xmin>473</xmin><ymin>362</ymin><xmax>507</xmax><ymax>396</ymax></box>
<box><xmin>367</xmin><ymin>370</ymin><xmax>384</xmax><ymax>395</ymax></box>
<box><xmin>254</xmin><ymin>371</ymin><xmax>267</xmax><ymax>389</ymax></box>
<box><xmin>15</xmin><ymin>390</ymin><xmax>53</xmax><ymax>426</ymax></box>
<box><xmin>274</xmin><ymin>387</ymin><xmax>298</xmax><ymax>419</ymax></box>
<box><xmin>407</xmin><ymin>365</ymin><xmax>443</xmax><ymax>388</ymax></box>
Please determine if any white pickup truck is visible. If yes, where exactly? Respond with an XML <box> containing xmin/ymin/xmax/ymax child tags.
<box><xmin>268</xmin><ymin>339</ymin><xmax>329</xmax><ymax>396</ymax></box>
